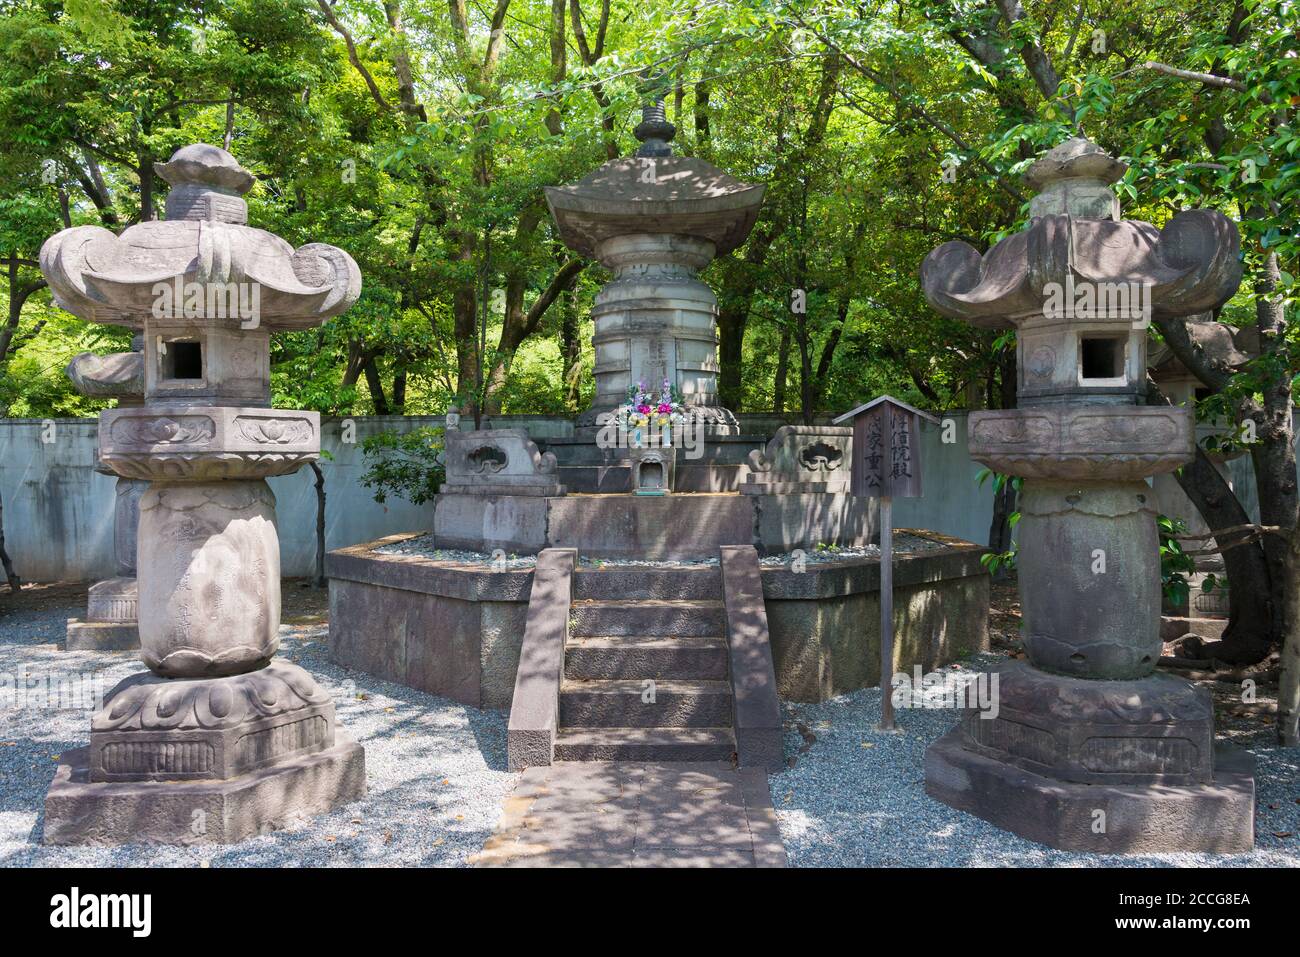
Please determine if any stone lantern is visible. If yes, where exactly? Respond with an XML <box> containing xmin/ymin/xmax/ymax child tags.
<box><xmin>64</xmin><ymin>340</ymin><xmax>147</xmax><ymax>650</ymax></box>
<box><xmin>920</xmin><ymin>138</ymin><xmax>1254</xmax><ymax>852</ymax></box>
<box><xmin>39</xmin><ymin>143</ymin><xmax>366</xmax><ymax>844</ymax></box>
<box><xmin>545</xmin><ymin>95</ymin><xmax>765</xmax><ymax>434</ymax></box>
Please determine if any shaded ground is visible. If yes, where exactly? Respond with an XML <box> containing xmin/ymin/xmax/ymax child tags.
<box><xmin>1</xmin><ymin>578</ymin><xmax>1295</xmax><ymax>867</ymax></box>
<box><xmin>472</xmin><ymin>761</ymin><xmax>785</xmax><ymax>867</ymax></box>
<box><xmin>0</xmin><ymin>580</ymin><xmax>514</xmax><ymax>867</ymax></box>
<box><xmin>773</xmin><ymin>576</ymin><xmax>1300</xmax><ymax>867</ymax></box>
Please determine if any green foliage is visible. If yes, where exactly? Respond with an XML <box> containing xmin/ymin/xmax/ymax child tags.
<box><xmin>975</xmin><ymin>467</ymin><xmax>1020</xmax><ymax>573</ymax></box>
<box><xmin>0</xmin><ymin>0</ymin><xmax>1291</xmax><ymax>457</ymax></box>
<box><xmin>358</xmin><ymin>426</ymin><xmax>445</xmax><ymax>506</ymax></box>
<box><xmin>1158</xmin><ymin>515</ymin><xmax>1199</xmax><ymax>607</ymax></box>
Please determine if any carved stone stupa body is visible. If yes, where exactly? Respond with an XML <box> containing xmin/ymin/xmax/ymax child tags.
<box><xmin>40</xmin><ymin>144</ymin><xmax>366</xmax><ymax>844</ymax></box>
<box><xmin>920</xmin><ymin>139</ymin><xmax>1255</xmax><ymax>853</ymax></box>
<box><xmin>546</xmin><ymin>99</ymin><xmax>764</xmax><ymax>434</ymax></box>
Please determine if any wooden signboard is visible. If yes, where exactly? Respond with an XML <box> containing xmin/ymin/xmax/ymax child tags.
<box><xmin>833</xmin><ymin>396</ymin><xmax>938</xmax><ymax>730</ymax></box>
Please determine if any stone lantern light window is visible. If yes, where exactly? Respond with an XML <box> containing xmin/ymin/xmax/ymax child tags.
<box><xmin>1078</xmin><ymin>333</ymin><xmax>1126</xmax><ymax>385</ymax></box>
<box><xmin>160</xmin><ymin>338</ymin><xmax>204</xmax><ymax>381</ymax></box>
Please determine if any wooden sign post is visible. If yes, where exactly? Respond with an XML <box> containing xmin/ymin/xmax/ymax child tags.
<box><xmin>834</xmin><ymin>396</ymin><xmax>938</xmax><ymax>730</ymax></box>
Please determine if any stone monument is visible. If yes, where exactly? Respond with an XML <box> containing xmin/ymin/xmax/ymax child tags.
<box><xmin>545</xmin><ymin>95</ymin><xmax>764</xmax><ymax>434</ymax></box>
<box><xmin>64</xmin><ymin>342</ymin><xmax>148</xmax><ymax>650</ymax></box>
<box><xmin>920</xmin><ymin>138</ymin><xmax>1255</xmax><ymax>853</ymax></box>
<box><xmin>39</xmin><ymin>143</ymin><xmax>366</xmax><ymax>844</ymax></box>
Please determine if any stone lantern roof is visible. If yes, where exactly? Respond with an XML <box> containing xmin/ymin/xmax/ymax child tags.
<box><xmin>920</xmin><ymin>138</ymin><xmax>1242</xmax><ymax>328</ymax></box>
<box><xmin>544</xmin><ymin>100</ymin><xmax>765</xmax><ymax>257</ymax></box>
<box><xmin>40</xmin><ymin>144</ymin><xmax>360</xmax><ymax>331</ymax></box>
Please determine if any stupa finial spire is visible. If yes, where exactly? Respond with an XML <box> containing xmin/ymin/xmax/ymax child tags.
<box><xmin>633</xmin><ymin>76</ymin><xmax>675</xmax><ymax>157</ymax></box>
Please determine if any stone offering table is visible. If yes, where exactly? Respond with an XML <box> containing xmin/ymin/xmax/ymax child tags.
<box><xmin>920</xmin><ymin>138</ymin><xmax>1255</xmax><ymax>853</ymax></box>
<box><xmin>39</xmin><ymin>143</ymin><xmax>366</xmax><ymax>845</ymax></box>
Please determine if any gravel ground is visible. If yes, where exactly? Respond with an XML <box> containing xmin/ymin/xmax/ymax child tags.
<box><xmin>0</xmin><ymin>584</ymin><xmax>515</xmax><ymax>867</ymax></box>
<box><xmin>4</xmin><ymin>584</ymin><xmax>1296</xmax><ymax>867</ymax></box>
<box><xmin>375</xmin><ymin>531</ymin><xmax>944</xmax><ymax>570</ymax></box>
<box><xmin>772</xmin><ymin>654</ymin><xmax>1300</xmax><ymax>867</ymax></box>
<box><xmin>374</xmin><ymin>534</ymin><xmax>537</xmax><ymax>568</ymax></box>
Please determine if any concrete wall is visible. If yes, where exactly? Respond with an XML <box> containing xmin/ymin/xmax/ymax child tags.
<box><xmin>22</xmin><ymin>408</ymin><xmax>1289</xmax><ymax>582</ymax></box>
<box><xmin>0</xmin><ymin>416</ymin><xmax>434</xmax><ymax>581</ymax></box>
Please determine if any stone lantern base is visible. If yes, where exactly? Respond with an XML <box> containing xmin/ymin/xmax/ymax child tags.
<box><xmin>44</xmin><ymin>739</ymin><xmax>364</xmax><ymax>845</ymax></box>
<box><xmin>42</xmin><ymin>660</ymin><xmax>366</xmax><ymax>845</ymax></box>
<box><xmin>924</xmin><ymin>663</ymin><xmax>1256</xmax><ymax>853</ymax></box>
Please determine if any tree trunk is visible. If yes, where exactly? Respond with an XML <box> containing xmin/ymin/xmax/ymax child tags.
<box><xmin>362</xmin><ymin>356</ymin><xmax>391</xmax><ymax>415</ymax></box>
<box><xmin>1174</xmin><ymin>450</ymin><xmax>1275</xmax><ymax>664</ymax></box>
<box><xmin>1279</xmin><ymin>524</ymin><xmax>1300</xmax><ymax>745</ymax></box>
<box><xmin>138</xmin><ymin>154</ymin><xmax>155</xmax><ymax>222</ymax></box>
<box><xmin>773</xmin><ymin>324</ymin><xmax>791</xmax><ymax>413</ymax></box>
<box><xmin>986</xmin><ymin>347</ymin><xmax>1018</xmax><ymax>575</ymax></box>
<box><xmin>561</xmin><ymin>286</ymin><xmax>582</xmax><ymax>409</ymax></box>
<box><xmin>1245</xmin><ymin>242</ymin><xmax>1297</xmax><ymax>649</ymax></box>
<box><xmin>309</xmin><ymin>463</ymin><xmax>326</xmax><ymax>589</ymax></box>
<box><xmin>391</xmin><ymin>368</ymin><xmax>407</xmax><ymax>414</ymax></box>
<box><xmin>1147</xmin><ymin>379</ymin><xmax>1276</xmax><ymax>664</ymax></box>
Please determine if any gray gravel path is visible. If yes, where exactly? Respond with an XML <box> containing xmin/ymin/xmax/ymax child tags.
<box><xmin>5</xmin><ymin>594</ymin><xmax>1296</xmax><ymax>867</ymax></box>
<box><xmin>772</xmin><ymin>654</ymin><xmax>1300</xmax><ymax>867</ymax></box>
<box><xmin>0</xmin><ymin>590</ymin><xmax>515</xmax><ymax>867</ymax></box>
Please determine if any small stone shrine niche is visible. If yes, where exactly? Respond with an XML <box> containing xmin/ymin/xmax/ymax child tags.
<box><xmin>742</xmin><ymin>425</ymin><xmax>853</xmax><ymax>494</ymax></box>
<box><xmin>630</xmin><ymin>445</ymin><xmax>675</xmax><ymax>495</ymax></box>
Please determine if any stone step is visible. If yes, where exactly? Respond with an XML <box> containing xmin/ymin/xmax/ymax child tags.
<box><xmin>570</xmin><ymin>599</ymin><xmax>726</xmax><ymax>637</ymax></box>
<box><xmin>572</xmin><ymin>568</ymin><xmax>723</xmax><ymax>601</ymax></box>
<box><xmin>559</xmin><ymin>678</ymin><xmax>734</xmax><ymax>728</ymax></box>
<box><xmin>565</xmin><ymin>635</ymin><xmax>729</xmax><ymax>681</ymax></box>
<box><xmin>553</xmin><ymin>727</ymin><xmax>737</xmax><ymax>763</ymax></box>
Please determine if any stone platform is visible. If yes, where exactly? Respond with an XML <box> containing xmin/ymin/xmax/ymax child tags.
<box><xmin>433</xmin><ymin>490</ymin><xmax>876</xmax><ymax>560</ymax></box>
<box><xmin>65</xmin><ymin>619</ymin><xmax>139</xmax><ymax>651</ymax></box>
<box><xmin>540</xmin><ymin>434</ymin><xmax>766</xmax><ymax>492</ymax></box>
<box><xmin>925</xmin><ymin>732</ymin><xmax>1255</xmax><ymax>853</ymax></box>
<box><xmin>327</xmin><ymin>529</ymin><xmax>989</xmax><ymax>707</ymax></box>
<box><xmin>44</xmin><ymin>736</ymin><xmax>366</xmax><ymax>845</ymax></box>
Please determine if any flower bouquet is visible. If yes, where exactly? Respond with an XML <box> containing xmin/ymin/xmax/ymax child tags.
<box><xmin>614</xmin><ymin>379</ymin><xmax>686</xmax><ymax>447</ymax></box>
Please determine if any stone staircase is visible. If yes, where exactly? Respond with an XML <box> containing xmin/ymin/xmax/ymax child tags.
<box><xmin>557</xmin><ymin>579</ymin><xmax>737</xmax><ymax>761</ymax></box>
<box><xmin>507</xmin><ymin>549</ymin><xmax>783</xmax><ymax>770</ymax></box>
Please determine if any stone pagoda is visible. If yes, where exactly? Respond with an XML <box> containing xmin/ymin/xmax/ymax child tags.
<box><xmin>920</xmin><ymin>138</ymin><xmax>1255</xmax><ymax>852</ymax></box>
<box><xmin>39</xmin><ymin>143</ymin><xmax>366</xmax><ymax>844</ymax></box>
<box><xmin>545</xmin><ymin>95</ymin><xmax>764</xmax><ymax>434</ymax></box>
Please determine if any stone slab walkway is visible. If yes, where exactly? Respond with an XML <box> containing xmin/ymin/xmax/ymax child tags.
<box><xmin>471</xmin><ymin>761</ymin><xmax>787</xmax><ymax>867</ymax></box>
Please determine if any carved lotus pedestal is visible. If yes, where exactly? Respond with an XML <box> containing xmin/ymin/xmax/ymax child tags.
<box><xmin>46</xmin><ymin>659</ymin><xmax>363</xmax><ymax>845</ymax></box>
<box><xmin>46</xmin><ymin>478</ymin><xmax>366</xmax><ymax>845</ymax></box>
<box><xmin>46</xmin><ymin>450</ymin><xmax>366</xmax><ymax>845</ymax></box>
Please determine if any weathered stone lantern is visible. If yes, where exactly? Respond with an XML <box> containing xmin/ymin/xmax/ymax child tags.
<box><xmin>920</xmin><ymin>138</ymin><xmax>1254</xmax><ymax>852</ymax></box>
<box><xmin>545</xmin><ymin>95</ymin><xmax>765</xmax><ymax>434</ymax></box>
<box><xmin>39</xmin><ymin>143</ymin><xmax>365</xmax><ymax>844</ymax></box>
<box><xmin>64</xmin><ymin>341</ymin><xmax>147</xmax><ymax>650</ymax></box>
